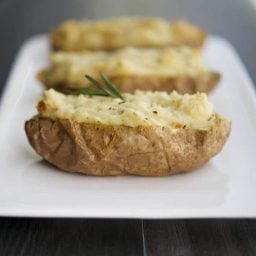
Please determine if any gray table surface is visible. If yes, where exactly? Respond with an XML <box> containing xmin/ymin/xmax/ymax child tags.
<box><xmin>0</xmin><ymin>0</ymin><xmax>256</xmax><ymax>255</ymax></box>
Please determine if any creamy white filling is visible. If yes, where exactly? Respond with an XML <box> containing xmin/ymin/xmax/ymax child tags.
<box><xmin>46</xmin><ymin>47</ymin><xmax>208</xmax><ymax>86</ymax></box>
<box><xmin>54</xmin><ymin>18</ymin><xmax>204</xmax><ymax>50</ymax></box>
<box><xmin>52</xmin><ymin>47</ymin><xmax>206</xmax><ymax>76</ymax></box>
<box><xmin>39</xmin><ymin>89</ymin><xmax>215</xmax><ymax>129</ymax></box>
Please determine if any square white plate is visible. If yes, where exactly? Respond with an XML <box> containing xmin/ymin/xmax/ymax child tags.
<box><xmin>0</xmin><ymin>35</ymin><xmax>256</xmax><ymax>218</ymax></box>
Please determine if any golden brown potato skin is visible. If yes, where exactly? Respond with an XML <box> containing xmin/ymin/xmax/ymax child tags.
<box><xmin>111</xmin><ymin>73</ymin><xmax>220</xmax><ymax>94</ymax></box>
<box><xmin>25</xmin><ymin>117</ymin><xmax>231</xmax><ymax>176</ymax></box>
<box><xmin>38</xmin><ymin>72</ymin><xmax>221</xmax><ymax>94</ymax></box>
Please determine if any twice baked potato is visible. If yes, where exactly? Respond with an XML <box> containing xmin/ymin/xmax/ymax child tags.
<box><xmin>51</xmin><ymin>17</ymin><xmax>206</xmax><ymax>51</ymax></box>
<box><xmin>38</xmin><ymin>47</ymin><xmax>220</xmax><ymax>94</ymax></box>
<box><xmin>25</xmin><ymin>89</ymin><xmax>231</xmax><ymax>176</ymax></box>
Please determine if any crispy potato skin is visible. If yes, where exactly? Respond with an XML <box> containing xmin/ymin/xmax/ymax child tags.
<box><xmin>111</xmin><ymin>73</ymin><xmax>220</xmax><ymax>94</ymax></box>
<box><xmin>25</xmin><ymin>117</ymin><xmax>231</xmax><ymax>176</ymax></box>
<box><xmin>38</xmin><ymin>72</ymin><xmax>221</xmax><ymax>94</ymax></box>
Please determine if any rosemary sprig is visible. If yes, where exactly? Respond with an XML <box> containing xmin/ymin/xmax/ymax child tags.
<box><xmin>65</xmin><ymin>74</ymin><xmax>125</xmax><ymax>102</ymax></box>
<box><xmin>100</xmin><ymin>74</ymin><xmax>125</xmax><ymax>101</ymax></box>
<box><xmin>65</xmin><ymin>87</ymin><xmax>107</xmax><ymax>96</ymax></box>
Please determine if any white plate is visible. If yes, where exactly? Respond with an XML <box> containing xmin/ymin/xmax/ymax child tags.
<box><xmin>0</xmin><ymin>35</ymin><xmax>256</xmax><ymax>218</ymax></box>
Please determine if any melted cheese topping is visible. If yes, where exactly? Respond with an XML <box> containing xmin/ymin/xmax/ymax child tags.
<box><xmin>39</xmin><ymin>89</ymin><xmax>215</xmax><ymax>129</ymax></box>
<box><xmin>52</xmin><ymin>18</ymin><xmax>205</xmax><ymax>51</ymax></box>
<box><xmin>45</xmin><ymin>47</ymin><xmax>208</xmax><ymax>87</ymax></box>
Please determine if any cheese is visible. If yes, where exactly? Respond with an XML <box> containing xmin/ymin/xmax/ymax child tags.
<box><xmin>38</xmin><ymin>89</ymin><xmax>214</xmax><ymax>129</ymax></box>
<box><xmin>45</xmin><ymin>47</ymin><xmax>208</xmax><ymax>87</ymax></box>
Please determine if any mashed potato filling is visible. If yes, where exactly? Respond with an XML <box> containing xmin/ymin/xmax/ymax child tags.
<box><xmin>45</xmin><ymin>47</ymin><xmax>208</xmax><ymax>87</ymax></box>
<box><xmin>53</xmin><ymin>18</ymin><xmax>204</xmax><ymax>50</ymax></box>
<box><xmin>38</xmin><ymin>89</ymin><xmax>215</xmax><ymax>129</ymax></box>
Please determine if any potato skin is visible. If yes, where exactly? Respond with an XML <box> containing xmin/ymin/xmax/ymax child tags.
<box><xmin>38</xmin><ymin>72</ymin><xmax>220</xmax><ymax>94</ymax></box>
<box><xmin>25</xmin><ymin>117</ymin><xmax>231</xmax><ymax>176</ymax></box>
<box><xmin>111</xmin><ymin>73</ymin><xmax>220</xmax><ymax>94</ymax></box>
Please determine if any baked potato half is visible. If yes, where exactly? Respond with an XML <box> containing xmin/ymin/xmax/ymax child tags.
<box><xmin>51</xmin><ymin>18</ymin><xmax>206</xmax><ymax>51</ymax></box>
<box><xmin>25</xmin><ymin>89</ymin><xmax>231</xmax><ymax>176</ymax></box>
<box><xmin>38</xmin><ymin>47</ymin><xmax>220</xmax><ymax>94</ymax></box>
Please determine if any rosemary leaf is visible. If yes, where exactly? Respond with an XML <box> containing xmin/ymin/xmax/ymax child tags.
<box><xmin>66</xmin><ymin>87</ymin><xmax>108</xmax><ymax>96</ymax></box>
<box><xmin>85</xmin><ymin>74</ymin><xmax>117</xmax><ymax>99</ymax></box>
<box><xmin>85</xmin><ymin>75</ymin><xmax>109</xmax><ymax>95</ymax></box>
<box><xmin>100</xmin><ymin>73</ymin><xmax>125</xmax><ymax>101</ymax></box>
